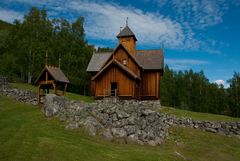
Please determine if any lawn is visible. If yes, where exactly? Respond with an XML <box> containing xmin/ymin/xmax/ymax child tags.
<box><xmin>0</xmin><ymin>95</ymin><xmax>240</xmax><ymax>161</ymax></box>
<box><xmin>160</xmin><ymin>106</ymin><xmax>240</xmax><ymax>122</ymax></box>
<box><xmin>10</xmin><ymin>83</ymin><xmax>94</xmax><ymax>103</ymax></box>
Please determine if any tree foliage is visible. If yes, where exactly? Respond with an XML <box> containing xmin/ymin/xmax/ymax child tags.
<box><xmin>0</xmin><ymin>7</ymin><xmax>93</xmax><ymax>94</ymax></box>
<box><xmin>161</xmin><ymin>66</ymin><xmax>240</xmax><ymax>117</ymax></box>
<box><xmin>0</xmin><ymin>7</ymin><xmax>239</xmax><ymax>118</ymax></box>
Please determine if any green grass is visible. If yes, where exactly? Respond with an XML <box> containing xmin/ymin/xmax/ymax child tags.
<box><xmin>10</xmin><ymin>82</ymin><xmax>36</xmax><ymax>91</ymax></box>
<box><xmin>10</xmin><ymin>83</ymin><xmax>94</xmax><ymax>103</ymax></box>
<box><xmin>0</xmin><ymin>95</ymin><xmax>240</xmax><ymax>161</ymax></box>
<box><xmin>160</xmin><ymin>106</ymin><xmax>240</xmax><ymax>122</ymax></box>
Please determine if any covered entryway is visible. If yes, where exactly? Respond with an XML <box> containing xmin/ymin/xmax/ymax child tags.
<box><xmin>110</xmin><ymin>82</ymin><xmax>117</xmax><ymax>96</ymax></box>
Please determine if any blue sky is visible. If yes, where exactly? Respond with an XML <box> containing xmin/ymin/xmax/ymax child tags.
<box><xmin>0</xmin><ymin>0</ymin><xmax>240</xmax><ymax>87</ymax></box>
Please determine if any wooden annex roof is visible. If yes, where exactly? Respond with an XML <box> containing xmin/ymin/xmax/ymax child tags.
<box><xmin>86</xmin><ymin>49</ymin><xmax>164</xmax><ymax>72</ymax></box>
<box><xmin>35</xmin><ymin>65</ymin><xmax>70</xmax><ymax>84</ymax></box>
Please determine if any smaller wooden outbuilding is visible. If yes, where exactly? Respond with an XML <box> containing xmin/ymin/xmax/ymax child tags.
<box><xmin>35</xmin><ymin>65</ymin><xmax>70</xmax><ymax>104</ymax></box>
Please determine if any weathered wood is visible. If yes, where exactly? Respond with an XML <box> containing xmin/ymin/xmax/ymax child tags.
<box><xmin>94</xmin><ymin>65</ymin><xmax>136</xmax><ymax>98</ymax></box>
<box><xmin>118</xmin><ymin>37</ymin><xmax>136</xmax><ymax>55</ymax></box>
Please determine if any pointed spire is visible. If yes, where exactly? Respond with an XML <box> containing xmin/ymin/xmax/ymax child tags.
<box><xmin>45</xmin><ymin>50</ymin><xmax>48</xmax><ymax>65</ymax></box>
<box><xmin>117</xmin><ymin>25</ymin><xmax>137</xmax><ymax>41</ymax></box>
<box><xmin>58</xmin><ymin>54</ymin><xmax>61</xmax><ymax>69</ymax></box>
<box><xmin>126</xmin><ymin>17</ymin><xmax>128</xmax><ymax>26</ymax></box>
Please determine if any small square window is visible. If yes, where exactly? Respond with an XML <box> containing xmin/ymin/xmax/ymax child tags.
<box><xmin>123</xmin><ymin>59</ymin><xmax>127</xmax><ymax>65</ymax></box>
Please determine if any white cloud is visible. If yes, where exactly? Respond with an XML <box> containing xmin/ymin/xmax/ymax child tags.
<box><xmin>0</xmin><ymin>0</ymin><xmax>232</xmax><ymax>54</ymax></box>
<box><xmin>214</xmin><ymin>79</ymin><xmax>230</xmax><ymax>88</ymax></box>
<box><xmin>67</xmin><ymin>1</ymin><xmax>185</xmax><ymax>49</ymax></box>
<box><xmin>164</xmin><ymin>0</ymin><xmax>228</xmax><ymax>29</ymax></box>
<box><xmin>215</xmin><ymin>79</ymin><xmax>225</xmax><ymax>85</ymax></box>
<box><xmin>0</xmin><ymin>8</ymin><xmax>23</xmax><ymax>23</ymax></box>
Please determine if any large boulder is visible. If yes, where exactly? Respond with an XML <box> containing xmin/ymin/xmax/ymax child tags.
<box><xmin>99</xmin><ymin>128</ymin><xmax>113</xmax><ymax>141</ymax></box>
<box><xmin>79</xmin><ymin>116</ymin><xmax>104</xmax><ymax>136</ymax></box>
<box><xmin>43</xmin><ymin>94</ymin><xmax>66</xmax><ymax>117</ymax></box>
<box><xmin>111</xmin><ymin>128</ymin><xmax>127</xmax><ymax>138</ymax></box>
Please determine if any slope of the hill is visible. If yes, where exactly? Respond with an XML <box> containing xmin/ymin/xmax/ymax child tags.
<box><xmin>0</xmin><ymin>95</ymin><xmax>240</xmax><ymax>161</ymax></box>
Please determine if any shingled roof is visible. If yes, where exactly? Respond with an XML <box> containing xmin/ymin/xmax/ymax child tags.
<box><xmin>86</xmin><ymin>52</ymin><xmax>112</xmax><ymax>72</ymax></box>
<box><xmin>86</xmin><ymin>49</ymin><xmax>164</xmax><ymax>72</ymax></box>
<box><xmin>136</xmin><ymin>49</ymin><xmax>164</xmax><ymax>70</ymax></box>
<box><xmin>46</xmin><ymin>66</ymin><xmax>70</xmax><ymax>83</ymax></box>
<box><xmin>35</xmin><ymin>65</ymin><xmax>70</xmax><ymax>84</ymax></box>
<box><xmin>117</xmin><ymin>26</ymin><xmax>137</xmax><ymax>41</ymax></box>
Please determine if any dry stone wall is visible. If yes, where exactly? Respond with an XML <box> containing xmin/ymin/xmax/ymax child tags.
<box><xmin>43</xmin><ymin>94</ymin><xmax>240</xmax><ymax>146</ymax></box>
<box><xmin>1</xmin><ymin>77</ymin><xmax>240</xmax><ymax>146</ymax></box>
<box><xmin>0</xmin><ymin>77</ymin><xmax>37</xmax><ymax>105</ymax></box>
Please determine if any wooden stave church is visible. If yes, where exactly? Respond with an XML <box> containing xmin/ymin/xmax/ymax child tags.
<box><xmin>87</xmin><ymin>25</ymin><xmax>164</xmax><ymax>100</ymax></box>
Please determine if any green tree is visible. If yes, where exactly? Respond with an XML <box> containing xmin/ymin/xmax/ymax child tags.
<box><xmin>227</xmin><ymin>72</ymin><xmax>240</xmax><ymax>117</ymax></box>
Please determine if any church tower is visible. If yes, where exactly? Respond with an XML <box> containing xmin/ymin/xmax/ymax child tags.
<box><xmin>117</xmin><ymin>24</ymin><xmax>137</xmax><ymax>55</ymax></box>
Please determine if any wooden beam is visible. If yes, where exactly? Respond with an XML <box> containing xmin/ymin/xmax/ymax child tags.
<box><xmin>63</xmin><ymin>83</ymin><xmax>68</xmax><ymax>95</ymax></box>
<box><xmin>46</xmin><ymin>71</ymin><xmax>48</xmax><ymax>83</ymax></box>
<box><xmin>39</xmin><ymin>80</ymin><xmax>54</xmax><ymax>85</ymax></box>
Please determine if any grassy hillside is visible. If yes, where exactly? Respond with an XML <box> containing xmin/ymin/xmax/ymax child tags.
<box><xmin>0</xmin><ymin>95</ymin><xmax>240</xmax><ymax>161</ymax></box>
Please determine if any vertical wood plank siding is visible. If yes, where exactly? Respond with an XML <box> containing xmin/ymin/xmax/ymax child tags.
<box><xmin>95</xmin><ymin>65</ymin><xmax>135</xmax><ymax>97</ymax></box>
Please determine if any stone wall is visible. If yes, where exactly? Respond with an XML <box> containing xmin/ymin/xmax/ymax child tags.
<box><xmin>43</xmin><ymin>94</ymin><xmax>240</xmax><ymax>146</ymax></box>
<box><xmin>0</xmin><ymin>76</ymin><xmax>37</xmax><ymax>105</ymax></box>
<box><xmin>1</xmin><ymin>77</ymin><xmax>240</xmax><ymax>146</ymax></box>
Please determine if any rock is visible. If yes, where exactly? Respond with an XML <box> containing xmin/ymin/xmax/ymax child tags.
<box><xmin>80</xmin><ymin>116</ymin><xmax>103</xmax><ymax>136</ymax></box>
<box><xmin>127</xmin><ymin>116</ymin><xmax>136</xmax><ymax>125</ymax></box>
<box><xmin>100</xmin><ymin>128</ymin><xmax>113</xmax><ymax>141</ymax></box>
<box><xmin>211</xmin><ymin>122</ymin><xmax>221</xmax><ymax>129</ymax></box>
<box><xmin>138</xmin><ymin>130</ymin><xmax>147</xmax><ymax>141</ymax></box>
<box><xmin>116</xmin><ymin>110</ymin><xmax>130</xmax><ymax>119</ymax></box>
<box><xmin>137</xmin><ymin>140</ymin><xmax>144</xmax><ymax>145</ymax></box>
<box><xmin>217</xmin><ymin>128</ymin><xmax>229</xmax><ymax>135</ymax></box>
<box><xmin>147</xmin><ymin>140</ymin><xmax>157</xmax><ymax>146</ymax></box>
<box><xmin>142</xmin><ymin>109</ymin><xmax>155</xmax><ymax>116</ymax></box>
<box><xmin>155</xmin><ymin>137</ymin><xmax>164</xmax><ymax>145</ymax></box>
<box><xmin>233</xmin><ymin>130</ymin><xmax>240</xmax><ymax>135</ymax></box>
<box><xmin>43</xmin><ymin>94</ymin><xmax>66</xmax><ymax>117</ymax></box>
<box><xmin>205</xmin><ymin>128</ymin><xmax>217</xmax><ymax>133</ymax></box>
<box><xmin>127</xmin><ymin>134</ymin><xmax>138</xmax><ymax>142</ymax></box>
<box><xmin>112</xmin><ymin>113</ymin><xmax>118</xmax><ymax>121</ymax></box>
<box><xmin>204</xmin><ymin>122</ymin><xmax>211</xmax><ymax>128</ymax></box>
<box><xmin>65</xmin><ymin>122</ymin><xmax>79</xmax><ymax>129</ymax></box>
<box><xmin>111</xmin><ymin>128</ymin><xmax>127</xmax><ymax>138</ymax></box>
<box><xmin>124</xmin><ymin>125</ymin><xmax>137</xmax><ymax>135</ymax></box>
